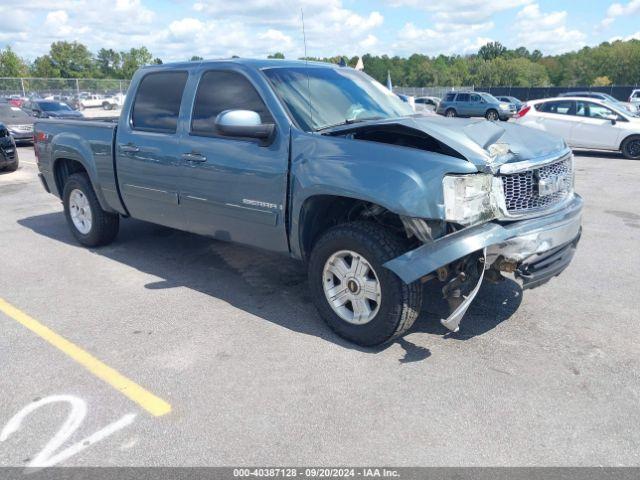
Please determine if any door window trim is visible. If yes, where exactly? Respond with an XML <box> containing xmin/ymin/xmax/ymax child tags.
<box><xmin>189</xmin><ymin>69</ymin><xmax>276</xmax><ymax>140</ymax></box>
<box><xmin>129</xmin><ymin>70</ymin><xmax>189</xmax><ymax>135</ymax></box>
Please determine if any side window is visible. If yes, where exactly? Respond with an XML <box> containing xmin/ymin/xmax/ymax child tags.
<box><xmin>131</xmin><ymin>71</ymin><xmax>188</xmax><ymax>133</ymax></box>
<box><xmin>415</xmin><ymin>98</ymin><xmax>425</xmax><ymax>104</ymax></box>
<box><xmin>470</xmin><ymin>94</ymin><xmax>481</xmax><ymax>102</ymax></box>
<box><xmin>191</xmin><ymin>70</ymin><xmax>274</xmax><ymax>137</ymax></box>
<box><xmin>578</xmin><ymin>102</ymin><xmax>617</xmax><ymax>119</ymax></box>
<box><xmin>540</xmin><ymin>100</ymin><xmax>573</xmax><ymax>115</ymax></box>
<box><xmin>457</xmin><ymin>93</ymin><xmax>470</xmax><ymax>102</ymax></box>
<box><xmin>445</xmin><ymin>93</ymin><xmax>456</xmax><ymax>102</ymax></box>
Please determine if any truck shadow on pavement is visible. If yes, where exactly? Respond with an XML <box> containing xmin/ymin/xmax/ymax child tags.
<box><xmin>18</xmin><ymin>213</ymin><xmax>522</xmax><ymax>363</ymax></box>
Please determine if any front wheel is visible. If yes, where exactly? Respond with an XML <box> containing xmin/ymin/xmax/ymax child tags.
<box><xmin>621</xmin><ymin>135</ymin><xmax>640</xmax><ymax>159</ymax></box>
<box><xmin>485</xmin><ymin>109</ymin><xmax>499</xmax><ymax>121</ymax></box>
<box><xmin>63</xmin><ymin>173</ymin><xmax>119</xmax><ymax>247</ymax></box>
<box><xmin>308</xmin><ymin>222</ymin><xmax>422</xmax><ymax>346</ymax></box>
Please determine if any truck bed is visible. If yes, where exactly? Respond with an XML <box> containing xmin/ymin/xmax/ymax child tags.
<box><xmin>34</xmin><ymin>118</ymin><xmax>127</xmax><ymax>215</ymax></box>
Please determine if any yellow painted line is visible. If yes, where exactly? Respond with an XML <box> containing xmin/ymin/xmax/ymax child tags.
<box><xmin>0</xmin><ymin>298</ymin><xmax>171</xmax><ymax>417</ymax></box>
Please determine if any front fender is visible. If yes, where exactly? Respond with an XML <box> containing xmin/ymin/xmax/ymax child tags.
<box><xmin>288</xmin><ymin>129</ymin><xmax>476</xmax><ymax>258</ymax></box>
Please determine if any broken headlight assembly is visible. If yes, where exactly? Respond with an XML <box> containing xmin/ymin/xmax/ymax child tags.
<box><xmin>442</xmin><ymin>174</ymin><xmax>504</xmax><ymax>226</ymax></box>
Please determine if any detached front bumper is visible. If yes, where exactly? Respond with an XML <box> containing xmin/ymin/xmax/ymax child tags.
<box><xmin>384</xmin><ymin>194</ymin><xmax>583</xmax><ymax>331</ymax></box>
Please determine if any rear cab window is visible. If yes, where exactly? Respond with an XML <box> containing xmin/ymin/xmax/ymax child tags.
<box><xmin>131</xmin><ymin>71</ymin><xmax>188</xmax><ymax>133</ymax></box>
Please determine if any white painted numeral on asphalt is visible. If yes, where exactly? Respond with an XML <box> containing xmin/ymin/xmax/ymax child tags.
<box><xmin>0</xmin><ymin>395</ymin><xmax>136</xmax><ymax>468</ymax></box>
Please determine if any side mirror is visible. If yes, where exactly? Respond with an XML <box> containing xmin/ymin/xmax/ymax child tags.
<box><xmin>605</xmin><ymin>114</ymin><xmax>618</xmax><ymax>125</ymax></box>
<box><xmin>215</xmin><ymin>110</ymin><xmax>275</xmax><ymax>141</ymax></box>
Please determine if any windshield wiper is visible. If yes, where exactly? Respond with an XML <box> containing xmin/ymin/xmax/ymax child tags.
<box><xmin>316</xmin><ymin>116</ymin><xmax>384</xmax><ymax>132</ymax></box>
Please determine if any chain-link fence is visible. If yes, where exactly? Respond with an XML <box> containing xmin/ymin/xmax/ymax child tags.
<box><xmin>0</xmin><ymin>78</ymin><xmax>131</xmax><ymax>98</ymax></box>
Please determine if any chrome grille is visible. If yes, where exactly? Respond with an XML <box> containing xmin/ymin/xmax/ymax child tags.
<box><xmin>500</xmin><ymin>156</ymin><xmax>573</xmax><ymax>215</ymax></box>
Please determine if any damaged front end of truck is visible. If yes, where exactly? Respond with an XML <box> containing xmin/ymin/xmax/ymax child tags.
<box><xmin>321</xmin><ymin>116</ymin><xmax>583</xmax><ymax>333</ymax></box>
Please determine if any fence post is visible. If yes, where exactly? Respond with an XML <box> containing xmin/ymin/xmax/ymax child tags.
<box><xmin>20</xmin><ymin>78</ymin><xmax>25</xmax><ymax>97</ymax></box>
<box><xmin>75</xmin><ymin>78</ymin><xmax>80</xmax><ymax>96</ymax></box>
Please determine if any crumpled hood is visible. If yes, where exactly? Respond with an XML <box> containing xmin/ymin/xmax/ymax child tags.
<box><xmin>327</xmin><ymin>115</ymin><xmax>568</xmax><ymax>172</ymax></box>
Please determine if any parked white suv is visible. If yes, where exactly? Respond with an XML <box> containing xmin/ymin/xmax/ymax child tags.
<box><xmin>513</xmin><ymin>97</ymin><xmax>640</xmax><ymax>159</ymax></box>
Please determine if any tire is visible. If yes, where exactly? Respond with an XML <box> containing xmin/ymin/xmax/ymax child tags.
<box><xmin>63</xmin><ymin>173</ymin><xmax>119</xmax><ymax>247</ymax></box>
<box><xmin>4</xmin><ymin>159</ymin><xmax>18</xmax><ymax>172</ymax></box>
<box><xmin>621</xmin><ymin>135</ymin><xmax>640</xmax><ymax>159</ymax></box>
<box><xmin>485</xmin><ymin>109</ymin><xmax>499</xmax><ymax>121</ymax></box>
<box><xmin>445</xmin><ymin>108</ymin><xmax>457</xmax><ymax>118</ymax></box>
<box><xmin>102</xmin><ymin>102</ymin><xmax>113</xmax><ymax>111</ymax></box>
<box><xmin>308</xmin><ymin>221</ymin><xmax>422</xmax><ymax>346</ymax></box>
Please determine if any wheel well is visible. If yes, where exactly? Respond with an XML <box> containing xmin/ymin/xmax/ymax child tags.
<box><xmin>298</xmin><ymin>195</ymin><xmax>406</xmax><ymax>261</ymax></box>
<box><xmin>54</xmin><ymin>158</ymin><xmax>87</xmax><ymax>195</ymax></box>
<box><xmin>620</xmin><ymin>134</ymin><xmax>640</xmax><ymax>150</ymax></box>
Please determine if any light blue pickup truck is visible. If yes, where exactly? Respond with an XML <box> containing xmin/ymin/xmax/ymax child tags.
<box><xmin>34</xmin><ymin>59</ymin><xmax>582</xmax><ymax>346</ymax></box>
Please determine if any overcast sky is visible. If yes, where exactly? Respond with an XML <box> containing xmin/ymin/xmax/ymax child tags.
<box><xmin>1</xmin><ymin>0</ymin><xmax>639</xmax><ymax>62</ymax></box>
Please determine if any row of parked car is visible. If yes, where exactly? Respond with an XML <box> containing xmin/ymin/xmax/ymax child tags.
<box><xmin>5</xmin><ymin>92</ymin><xmax>125</xmax><ymax>111</ymax></box>
<box><xmin>395</xmin><ymin>89</ymin><xmax>640</xmax><ymax>159</ymax></box>
<box><xmin>0</xmin><ymin>92</ymin><xmax>126</xmax><ymax>153</ymax></box>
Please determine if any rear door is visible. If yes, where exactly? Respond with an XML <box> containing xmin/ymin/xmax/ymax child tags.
<box><xmin>571</xmin><ymin>101</ymin><xmax>626</xmax><ymax>149</ymax></box>
<box><xmin>176</xmin><ymin>69</ymin><xmax>290</xmax><ymax>252</ymax></box>
<box><xmin>116</xmin><ymin>70</ymin><xmax>189</xmax><ymax>228</ymax></box>
<box><xmin>469</xmin><ymin>93</ymin><xmax>484</xmax><ymax>116</ymax></box>
<box><xmin>455</xmin><ymin>93</ymin><xmax>471</xmax><ymax>116</ymax></box>
<box><xmin>532</xmin><ymin>100</ymin><xmax>579</xmax><ymax>144</ymax></box>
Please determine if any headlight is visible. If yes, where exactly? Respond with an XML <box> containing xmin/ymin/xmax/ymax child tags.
<box><xmin>443</xmin><ymin>174</ymin><xmax>503</xmax><ymax>226</ymax></box>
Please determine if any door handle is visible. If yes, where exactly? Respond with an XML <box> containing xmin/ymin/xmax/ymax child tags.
<box><xmin>181</xmin><ymin>152</ymin><xmax>207</xmax><ymax>163</ymax></box>
<box><xmin>120</xmin><ymin>144</ymin><xmax>139</xmax><ymax>153</ymax></box>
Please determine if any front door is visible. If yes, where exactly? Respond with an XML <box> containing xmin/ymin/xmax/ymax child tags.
<box><xmin>571</xmin><ymin>101</ymin><xmax>625</xmax><ymax>149</ymax></box>
<box><xmin>116</xmin><ymin>70</ymin><xmax>189</xmax><ymax>229</ymax></box>
<box><xmin>177</xmin><ymin>69</ymin><xmax>289</xmax><ymax>253</ymax></box>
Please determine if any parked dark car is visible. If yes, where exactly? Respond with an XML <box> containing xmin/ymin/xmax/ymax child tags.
<box><xmin>496</xmin><ymin>96</ymin><xmax>523</xmax><ymax>111</ymax></box>
<box><xmin>0</xmin><ymin>122</ymin><xmax>19</xmax><ymax>172</ymax></box>
<box><xmin>23</xmin><ymin>100</ymin><xmax>84</xmax><ymax>119</ymax></box>
<box><xmin>0</xmin><ymin>104</ymin><xmax>34</xmax><ymax>143</ymax></box>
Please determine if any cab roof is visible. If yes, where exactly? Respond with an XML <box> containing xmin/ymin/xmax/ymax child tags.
<box><xmin>141</xmin><ymin>58</ymin><xmax>337</xmax><ymax>71</ymax></box>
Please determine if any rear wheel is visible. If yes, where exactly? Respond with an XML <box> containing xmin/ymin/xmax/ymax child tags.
<box><xmin>445</xmin><ymin>108</ymin><xmax>457</xmax><ymax>118</ymax></box>
<box><xmin>63</xmin><ymin>173</ymin><xmax>119</xmax><ymax>247</ymax></box>
<box><xmin>102</xmin><ymin>102</ymin><xmax>113</xmax><ymax>110</ymax></box>
<box><xmin>4</xmin><ymin>159</ymin><xmax>18</xmax><ymax>172</ymax></box>
<box><xmin>308</xmin><ymin>221</ymin><xmax>422</xmax><ymax>346</ymax></box>
<box><xmin>485</xmin><ymin>109</ymin><xmax>499</xmax><ymax>121</ymax></box>
<box><xmin>621</xmin><ymin>135</ymin><xmax>640</xmax><ymax>159</ymax></box>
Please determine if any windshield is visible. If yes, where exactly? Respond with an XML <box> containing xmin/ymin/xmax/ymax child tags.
<box><xmin>480</xmin><ymin>93</ymin><xmax>500</xmax><ymax>103</ymax></box>
<box><xmin>0</xmin><ymin>105</ymin><xmax>32</xmax><ymax>122</ymax></box>
<box><xmin>263</xmin><ymin>66</ymin><xmax>413</xmax><ymax>131</ymax></box>
<box><xmin>39</xmin><ymin>101</ymin><xmax>72</xmax><ymax>112</ymax></box>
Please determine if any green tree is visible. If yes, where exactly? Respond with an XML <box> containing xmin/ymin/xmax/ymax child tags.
<box><xmin>478</xmin><ymin>42</ymin><xmax>507</xmax><ymax>61</ymax></box>
<box><xmin>96</xmin><ymin>48</ymin><xmax>121</xmax><ymax>78</ymax></box>
<box><xmin>47</xmin><ymin>41</ymin><xmax>95</xmax><ymax>77</ymax></box>
<box><xmin>190</xmin><ymin>55</ymin><xmax>203</xmax><ymax>61</ymax></box>
<box><xmin>120</xmin><ymin>47</ymin><xmax>154</xmax><ymax>78</ymax></box>
<box><xmin>267</xmin><ymin>52</ymin><xmax>285</xmax><ymax>59</ymax></box>
<box><xmin>0</xmin><ymin>46</ymin><xmax>28</xmax><ymax>77</ymax></box>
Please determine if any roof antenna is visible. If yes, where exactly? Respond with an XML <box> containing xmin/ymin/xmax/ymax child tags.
<box><xmin>301</xmin><ymin>8</ymin><xmax>313</xmax><ymax>129</ymax></box>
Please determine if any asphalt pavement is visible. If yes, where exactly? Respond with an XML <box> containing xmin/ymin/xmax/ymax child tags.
<box><xmin>0</xmin><ymin>146</ymin><xmax>639</xmax><ymax>467</ymax></box>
